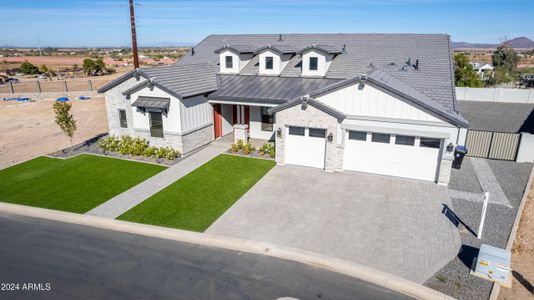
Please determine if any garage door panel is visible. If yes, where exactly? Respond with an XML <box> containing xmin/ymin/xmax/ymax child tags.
<box><xmin>344</xmin><ymin>135</ymin><xmax>440</xmax><ymax>181</ymax></box>
<box><xmin>285</xmin><ymin>127</ymin><xmax>326</xmax><ymax>169</ymax></box>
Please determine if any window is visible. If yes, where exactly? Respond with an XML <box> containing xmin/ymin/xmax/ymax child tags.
<box><xmin>288</xmin><ymin>126</ymin><xmax>305</xmax><ymax>136</ymax></box>
<box><xmin>149</xmin><ymin>111</ymin><xmax>164</xmax><ymax>138</ymax></box>
<box><xmin>309</xmin><ymin>57</ymin><xmax>318</xmax><ymax>71</ymax></box>
<box><xmin>395</xmin><ymin>135</ymin><xmax>415</xmax><ymax>146</ymax></box>
<box><xmin>118</xmin><ymin>109</ymin><xmax>127</xmax><ymax>128</ymax></box>
<box><xmin>309</xmin><ymin>128</ymin><xmax>326</xmax><ymax>138</ymax></box>
<box><xmin>348</xmin><ymin>131</ymin><xmax>367</xmax><ymax>141</ymax></box>
<box><xmin>420</xmin><ymin>137</ymin><xmax>441</xmax><ymax>149</ymax></box>
<box><xmin>225</xmin><ymin>56</ymin><xmax>233</xmax><ymax>69</ymax></box>
<box><xmin>371</xmin><ymin>133</ymin><xmax>390</xmax><ymax>143</ymax></box>
<box><xmin>265</xmin><ymin>56</ymin><xmax>274</xmax><ymax>70</ymax></box>
<box><xmin>260</xmin><ymin>107</ymin><xmax>274</xmax><ymax>131</ymax></box>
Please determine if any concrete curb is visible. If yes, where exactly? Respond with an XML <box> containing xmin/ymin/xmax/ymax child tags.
<box><xmin>0</xmin><ymin>202</ymin><xmax>454</xmax><ymax>300</ymax></box>
<box><xmin>488</xmin><ymin>163</ymin><xmax>534</xmax><ymax>300</ymax></box>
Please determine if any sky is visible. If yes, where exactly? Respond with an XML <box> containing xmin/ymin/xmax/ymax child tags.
<box><xmin>0</xmin><ymin>0</ymin><xmax>533</xmax><ymax>47</ymax></box>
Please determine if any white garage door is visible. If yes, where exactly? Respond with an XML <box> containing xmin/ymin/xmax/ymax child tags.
<box><xmin>285</xmin><ymin>126</ymin><xmax>326</xmax><ymax>169</ymax></box>
<box><xmin>343</xmin><ymin>130</ymin><xmax>441</xmax><ymax>181</ymax></box>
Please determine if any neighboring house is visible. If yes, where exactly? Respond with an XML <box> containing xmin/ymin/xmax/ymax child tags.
<box><xmin>98</xmin><ymin>33</ymin><xmax>469</xmax><ymax>184</ymax></box>
<box><xmin>457</xmin><ymin>100</ymin><xmax>534</xmax><ymax>162</ymax></box>
<box><xmin>470</xmin><ymin>62</ymin><xmax>494</xmax><ymax>80</ymax></box>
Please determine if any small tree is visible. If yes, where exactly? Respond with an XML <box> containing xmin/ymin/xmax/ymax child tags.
<box><xmin>39</xmin><ymin>64</ymin><xmax>49</xmax><ymax>74</ymax></box>
<box><xmin>492</xmin><ymin>43</ymin><xmax>519</xmax><ymax>72</ymax></box>
<box><xmin>53</xmin><ymin>101</ymin><xmax>77</xmax><ymax>151</ymax></box>
<box><xmin>454</xmin><ymin>53</ymin><xmax>483</xmax><ymax>87</ymax></box>
<box><xmin>20</xmin><ymin>61</ymin><xmax>39</xmax><ymax>75</ymax></box>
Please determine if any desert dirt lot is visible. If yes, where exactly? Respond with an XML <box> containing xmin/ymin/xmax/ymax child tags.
<box><xmin>0</xmin><ymin>98</ymin><xmax>107</xmax><ymax>169</ymax></box>
<box><xmin>499</xmin><ymin>172</ymin><xmax>534</xmax><ymax>300</ymax></box>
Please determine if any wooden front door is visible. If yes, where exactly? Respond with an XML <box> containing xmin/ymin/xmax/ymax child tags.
<box><xmin>213</xmin><ymin>104</ymin><xmax>222</xmax><ymax>138</ymax></box>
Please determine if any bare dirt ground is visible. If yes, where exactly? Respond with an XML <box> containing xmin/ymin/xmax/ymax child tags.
<box><xmin>0</xmin><ymin>97</ymin><xmax>107</xmax><ymax>169</ymax></box>
<box><xmin>499</xmin><ymin>173</ymin><xmax>534</xmax><ymax>300</ymax></box>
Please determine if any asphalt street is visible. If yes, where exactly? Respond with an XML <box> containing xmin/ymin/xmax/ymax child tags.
<box><xmin>0</xmin><ymin>212</ymin><xmax>413</xmax><ymax>300</ymax></box>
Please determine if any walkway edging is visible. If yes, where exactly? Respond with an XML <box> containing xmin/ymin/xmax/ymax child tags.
<box><xmin>0</xmin><ymin>202</ymin><xmax>453</xmax><ymax>300</ymax></box>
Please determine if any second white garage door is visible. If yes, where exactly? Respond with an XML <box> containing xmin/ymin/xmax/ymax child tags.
<box><xmin>285</xmin><ymin>126</ymin><xmax>326</xmax><ymax>169</ymax></box>
<box><xmin>343</xmin><ymin>130</ymin><xmax>442</xmax><ymax>181</ymax></box>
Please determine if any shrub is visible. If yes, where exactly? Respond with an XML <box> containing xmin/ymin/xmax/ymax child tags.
<box><xmin>164</xmin><ymin>147</ymin><xmax>180</xmax><ymax>160</ymax></box>
<box><xmin>98</xmin><ymin>136</ymin><xmax>120</xmax><ymax>152</ymax></box>
<box><xmin>97</xmin><ymin>135</ymin><xmax>181</xmax><ymax>160</ymax></box>
<box><xmin>230</xmin><ymin>143</ymin><xmax>239</xmax><ymax>153</ymax></box>
<box><xmin>144</xmin><ymin>146</ymin><xmax>158</xmax><ymax>158</ymax></box>
<box><xmin>236</xmin><ymin>139</ymin><xmax>245</xmax><ymax>150</ymax></box>
<box><xmin>242</xmin><ymin>143</ymin><xmax>256</xmax><ymax>155</ymax></box>
<box><xmin>259</xmin><ymin>143</ymin><xmax>275</xmax><ymax>158</ymax></box>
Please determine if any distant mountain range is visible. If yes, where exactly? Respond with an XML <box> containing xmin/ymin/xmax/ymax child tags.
<box><xmin>452</xmin><ymin>37</ymin><xmax>534</xmax><ymax>49</ymax></box>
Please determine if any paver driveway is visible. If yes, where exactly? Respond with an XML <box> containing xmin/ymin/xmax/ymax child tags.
<box><xmin>207</xmin><ymin>165</ymin><xmax>461</xmax><ymax>283</ymax></box>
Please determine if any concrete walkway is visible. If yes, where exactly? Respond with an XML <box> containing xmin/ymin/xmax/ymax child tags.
<box><xmin>449</xmin><ymin>157</ymin><xmax>511</xmax><ymax>207</ymax></box>
<box><xmin>86</xmin><ymin>140</ymin><xmax>229</xmax><ymax>219</ymax></box>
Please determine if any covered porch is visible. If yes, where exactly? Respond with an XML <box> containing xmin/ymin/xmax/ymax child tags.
<box><xmin>209</xmin><ymin>100</ymin><xmax>276</xmax><ymax>143</ymax></box>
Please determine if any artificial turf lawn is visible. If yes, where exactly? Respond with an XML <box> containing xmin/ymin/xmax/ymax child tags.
<box><xmin>0</xmin><ymin>154</ymin><xmax>166</xmax><ymax>213</ymax></box>
<box><xmin>118</xmin><ymin>154</ymin><xmax>276</xmax><ymax>232</ymax></box>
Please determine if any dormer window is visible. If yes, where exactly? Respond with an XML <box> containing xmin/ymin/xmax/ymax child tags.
<box><xmin>215</xmin><ymin>44</ymin><xmax>256</xmax><ymax>74</ymax></box>
<box><xmin>309</xmin><ymin>57</ymin><xmax>318</xmax><ymax>71</ymax></box>
<box><xmin>265</xmin><ymin>57</ymin><xmax>274</xmax><ymax>70</ymax></box>
<box><xmin>298</xmin><ymin>45</ymin><xmax>343</xmax><ymax>77</ymax></box>
<box><xmin>225</xmin><ymin>56</ymin><xmax>233</xmax><ymax>69</ymax></box>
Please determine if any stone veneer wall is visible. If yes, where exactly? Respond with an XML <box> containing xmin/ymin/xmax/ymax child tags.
<box><xmin>274</xmin><ymin>103</ymin><xmax>342</xmax><ymax>171</ymax></box>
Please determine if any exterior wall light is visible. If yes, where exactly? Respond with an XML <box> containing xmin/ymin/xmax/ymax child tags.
<box><xmin>447</xmin><ymin>142</ymin><xmax>454</xmax><ymax>153</ymax></box>
<box><xmin>277</xmin><ymin>127</ymin><xmax>282</xmax><ymax>138</ymax></box>
<box><xmin>327</xmin><ymin>132</ymin><xmax>334</xmax><ymax>142</ymax></box>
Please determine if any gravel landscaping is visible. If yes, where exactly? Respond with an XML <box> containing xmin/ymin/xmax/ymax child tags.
<box><xmin>48</xmin><ymin>134</ymin><xmax>182</xmax><ymax>166</ymax></box>
<box><xmin>425</xmin><ymin>157</ymin><xmax>532</xmax><ymax>300</ymax></box>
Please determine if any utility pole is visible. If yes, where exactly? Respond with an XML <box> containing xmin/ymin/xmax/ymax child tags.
<box><xmin>37</xmin><ymin>36</ymin><xmax>42</xmax><ymax>57</ymax></box>
<box><xmin>129</xmin><ymin>0</ymin><xmax>140</xmax><ymax>69</ymax></box>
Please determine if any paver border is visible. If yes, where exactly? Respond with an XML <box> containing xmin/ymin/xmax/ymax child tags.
<box><xmin>0</xmin><ymin>202</ymin><xmax>453</xmax><ymax>300</ymax></box>
<box><xmin>489</xmin><ymin>163</ymin><xmax>534</xmax><ymax>300</ymax></box>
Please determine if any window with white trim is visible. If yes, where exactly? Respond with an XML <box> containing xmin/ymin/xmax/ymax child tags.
<box><xmin>348</xmin><ymin>131</ymin><xmax>367</xmax><ymax>141</ymax></box>
<box><xmin>225</xmin><ymin>56</ymin><xmax>233</xmax><ymax>68</ymax></box>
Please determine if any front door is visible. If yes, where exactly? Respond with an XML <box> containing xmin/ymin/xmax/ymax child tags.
<box><xmin>213</xmin><ymin>104</ymin><xmax>222</xmax><ymax>138</ymax></box>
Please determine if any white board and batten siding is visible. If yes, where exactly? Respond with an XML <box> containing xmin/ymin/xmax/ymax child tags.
<box><xmin>316</xmin><ymin>83</ymin><xmax>444</xmax><ymax>122</ymax></box>
<box><xmin>179</xmin><ymin>95</ymin><xmax>212</xmax><ymax>133</ymax></box>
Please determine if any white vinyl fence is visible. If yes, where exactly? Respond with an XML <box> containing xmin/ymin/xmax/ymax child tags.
<box><xmin>456</xmin><ymin>87</ymin><xmax>534</xmax><ymax>103</ymax></box>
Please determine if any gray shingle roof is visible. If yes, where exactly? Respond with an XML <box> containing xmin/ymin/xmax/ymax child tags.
<box><xmin>298</xmin><ymin>44</ymin><xmax>343</xmax><ymax>55</ymax></box>
<box><xmin>138</xmin><ymin>62</ymin><xmax>218</xmax><ymax>98</ymax></box>
<box><xmin>131</xmin><ymin>96</ymin><xmax>170</xmax><ymax>110</ymax></box>
<box><xmin>457</xmin><ymin>101</ymin><xmax>534</xmax><ymax>133</ymax></box>
<box><xmin>208</xmin><ymin>75</ymin><xmax>342</xmax><ymax>104</ymax></box>
<box><xmin>268</xmin><ymin>96</ymin><xmax>346</xmax><ymax>120</ymax></box>
<box><xmin>214</xmin><ymin>44</ymin><xmax>257</xmax><ymax>54</ymax></box>
<box><xmin>98</xmin><ymin>62</ymin><xmax>218</xmax><ymax>99</ymax></box>
<box><xmin>177</xmin><ymin>33</ymin><xmax>458</xmax><ymax>111</ymax></box>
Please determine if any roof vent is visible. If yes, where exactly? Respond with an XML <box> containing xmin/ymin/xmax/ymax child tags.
<box><xmin>191</xmin><ymin>47</ymin><xmax>195</xmax><ymax>56</ymax></box>
<box><xmin>414</xmin><ymin>59</ymin><xmax>419</xmax><ymax>70</ymax></box>
<box><xmin>406</xmin><ymin>58</ymin><xmax>411</xmax><ymax>66</ymax></box>
<box><xmin>342</xmin><ymin>44</ymin><xmax>346</xmax><ymax>53</ymax></box>
<box><xmin>301</xmin><ymin>95</ymin><xmax>310</xmax><ymax>110</ymax></box>
<box><xmin>278</xmin><ymin>34</ymin><xmax>283</xmax><ymax>41</ymax></box>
